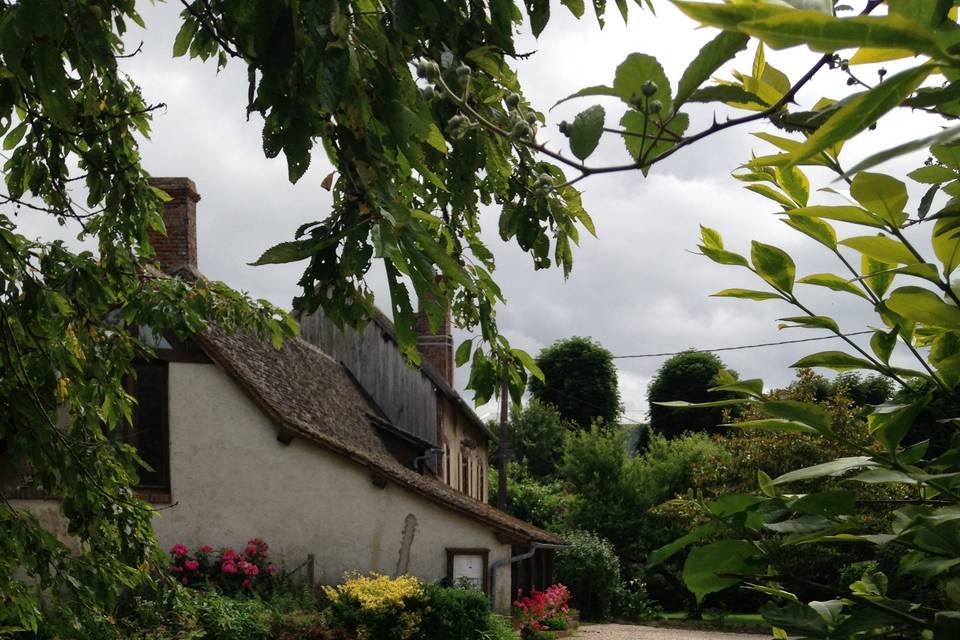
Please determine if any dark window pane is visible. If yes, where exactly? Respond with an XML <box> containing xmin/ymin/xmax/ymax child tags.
<box><xmin>130</xmin><ymin>361</ymin><xmax>169</xmax><ymax>488</ymax></box>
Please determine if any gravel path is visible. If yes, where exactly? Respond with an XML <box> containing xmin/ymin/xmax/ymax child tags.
<box><xmin>574</xmin><ymin>623</ymin><xmax>770</xmax><ymax>639</ymax></box>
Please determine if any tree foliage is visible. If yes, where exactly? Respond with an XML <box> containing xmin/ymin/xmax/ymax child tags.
<box><xmin>528</xmin><ymin>336</ymin><xmax>622</xmax><ymax>429</ymax></box>
<box><xmin>13</xmin><ymin>0</ymin><xmax>960</xmax><ymax>636</ymax></box>
<box><xmin>647</xmin><ymin>350</ymin><xmax>736</xmax><ymax>438</ymax></box>
<box><xmin>507</xmin><ymin>399</ymin><xmax>575</xmax><ymax>479</ymax></box>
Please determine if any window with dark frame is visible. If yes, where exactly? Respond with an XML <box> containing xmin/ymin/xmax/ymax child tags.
<box><xmin>125</xmin><ymin>360</ymin><xmax>170</xmax><ymax>490</ymax></box>
<box><xmin>461</xmin><ymin>449</ymin><xmax>469</xmax><ymax>495</ymax></box>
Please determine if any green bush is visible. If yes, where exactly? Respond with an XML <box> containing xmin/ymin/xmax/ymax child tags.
<box><xmin>192</xmin><ymin>591</ymin><xmax>274</xmax><ymax>640</ymax></box>
<box><xmin>420</xmin><ymin>583</ymin><xmax>490</xmax><ymax>640</ymax></box>
<box><xmin>479</xmin><ymin>613</ymin><xmax>516</xmax><ymax>640</ymax></box>
<box><xmin>611</xmin><ymin>579</ymin><xmax>659</xmax><ymax>622</ymax></box>
<box><xmin>554</xmin><ymin>530</ymin><xmax>620</xmax><ymax>620</ymax></box>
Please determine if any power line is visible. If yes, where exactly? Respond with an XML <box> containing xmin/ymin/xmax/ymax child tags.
<box><xmin>611</xmin><ymin>331</ymin><xmax>874</xmax><ymax>360</ymax></box>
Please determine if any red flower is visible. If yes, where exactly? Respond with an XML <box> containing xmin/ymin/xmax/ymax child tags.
<box><xmin>242</xmin><ymin>579</ymin><xmax>253</xmax><ymax>589</ymax></box>
<box><xmin>222</xmin><ymin>562</ymin><xmax>238</xmax><ymax>574</ymax></box>
<box><xmin>199</xmin><ymin>545</ymin><xmax>214</xmax><ymax>554</ymax></box>
<box><xmin>184</xmin><ymin>560</ymin><xmax>199</xmax><ymax>571</ymax></box>
<box><xmin>169</xmin><ymin>544</ymin><xmax>188</xmax><ymax>557</ymax></box>
<box><xmin>266</xmin><ymin>564</ymin><xmax>277</xmax><ymax>574</ymax></box>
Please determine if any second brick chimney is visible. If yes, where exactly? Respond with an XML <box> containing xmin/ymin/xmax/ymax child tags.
<box><xmin>416</xmin><ymin>300</ymin><xmax>454</xmax><ymax>387</ymax></box>
<box><xmin>148</xmin><ymin>177</ymin><xmax>200</xmax><ymax>274</ymax></box>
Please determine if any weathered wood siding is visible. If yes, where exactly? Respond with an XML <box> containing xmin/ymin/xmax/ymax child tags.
<box><xmin>299</xmin><ymin>311</ymin><xmax>439</xmax><ymax>449</ymax></box>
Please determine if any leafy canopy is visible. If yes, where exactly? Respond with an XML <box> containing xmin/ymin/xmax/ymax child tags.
<box><xmin>529</xmin><ymin>336</ymin><xmax>622</xmax><ymax>430</ymax></box>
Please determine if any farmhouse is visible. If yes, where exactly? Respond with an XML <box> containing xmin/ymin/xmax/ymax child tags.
<box><xmin>5</xmin><ymin>178</ymin><xmax>562</xmax><ymax>612</ymax></box>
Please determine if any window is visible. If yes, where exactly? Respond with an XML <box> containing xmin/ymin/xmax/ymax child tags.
<box><xmin>125</xmin><ymin>360</ymin><xmax>170</xmax><ymax>490</ymax></box>
<box><xmin>461</xmin><ymin>450</ymin><xmax>469</xmax><ymax>495</ymax></box>
<box><xmin>446</xmin><ymin>548</ymin><xmax>489</xmax><ymax>593</ymax></box>
<box><xmin>444</xmin><ymin>443</ymin><xmax>451</xmax><ymax>485</ymax></box>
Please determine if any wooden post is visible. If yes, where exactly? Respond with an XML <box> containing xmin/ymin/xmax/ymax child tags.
<box><xmin>497</xmin><ymin>376</ymin><xmax>508</xmax><ymax>510</ymax></box>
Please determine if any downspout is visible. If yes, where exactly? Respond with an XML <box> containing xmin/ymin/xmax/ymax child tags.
<box><xmin>489</xmin><ymin>542</ymin><xmax>569</xmax><ymax>609</ymax></box>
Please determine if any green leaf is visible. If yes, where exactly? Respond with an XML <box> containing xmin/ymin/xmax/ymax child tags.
<box><xmin>710</xmin><ymin>378</ymin><xmax>764</xmax><ymax>398</ymax></box>
<box><xmin>699</xmin><ymin>245</ymin><xmax>750</xmax><ymax>267</ymax></box>
<box><xmin>791</xmin><ymin>65</ymin><xmax>932</xmax><ymax>165</ymax></box>
<box><xmin>758</xmin><ymin>470</ymin><xmax>776</xmax><ymax>497</ymax></box>
<box><xmin>849</xmin><ymin>172</ymin><xmax>908</xmax><ymax>226</ymax></box>
<box><xmin>760</xmin><ymin>399</ymin><xmax>832</xmax><ymax>432</ymax></box>
<box><xmin>840</xmin><ymin>235</ymin><xmax>920</xmax><ymax>266</ymax></box>
<box><xmin>172</xmin><ymin>18</ymin><xmax>198</xmax><ymax>58</ymax></box>
<box><xmin>887</xmin><ymin>286</ymin><xmax>960</xmax><ymax>329</ymax></box>
<box><xmin>776</xmin><ymin>166</ymin><xmax>810</xmax><ymax>207</ymax></box>
<box><xmin>745</xmin><ymin>184</ymin><xmax>796</xmax><ymax>208</ymax></box>
<box><xmin>700</xmin><ymin>224</ymin><xmax>723</xmax><ymax>250</ymax></box>
<box><xmin>933</xmin><ymin>217</ymin><xmax>960</xmax><ymax>276</ymax></box>
<box><xmin>870</xmin><ymin>402</ymin><xmax>924</xmax><ymax>451</ymax></box>
<box><xmin>524</xmin><ymin>0</ymin><xmax>550</xmax><ymax>37</ymax></box>
<box><xmin>729</xmin><ymin>419</ymin><xmax>819</xmax><ymax>434</ymax></box>
<box><xmin>797</xmin><ymin>273</ymin><xmax>869</xmax><ymax>300</ymax></box>
<box><xmin>751</xmin><ymin>240</ymin><xmax>795</xmax><ymax>293</ymax></box>
<box><xmin>3</xmin><ymin>121</ymin><xmax>27</xmax><ymax>150</ymax></box>
<box><xmin>682</xmin><ymin>540</ymin><xmax>763</xmax><ymax>603</ymax></box>
<box><xmin>686</xmin><ymin>85</ymin><xmax>766</xmax><ymax>106</ymax></box>
<box><xmin>561</xmin><ymin>0</ymin><xmax>585</xmax><ymax>18</ymax></box>
<box><xmin>783</xmin><ymin>215</ymin><xmax>837</xmax><ymax>250</ymax></box>
<box><xmin>455</xmin><ymin>339</ymin><xmax>472</xmax><ymax>367</ymax></box>
<box><xmin>778</xmin><ymin>315</ymin><xmax>840</xmax><ymax>333</ymax></box>
<box><xmin>791</xmin><ymin>490</ymin><xmax>856</xmax><ymax>518</ymax></box>
<box><xmin>909</xmin><ymin>165</ymin><xmax>958</xmax><ymax>184</ymax></box>
<box><xmin>551</xmin><ymin>85</ymin><xmax>617</xmax><ymax>108</ymax></box>
<box><xmin>249</xmin><ymin>239</ymin><xmax>320</xmax><ymax>265</ymax></box>
<box><xmin>647</xmin><ymin>522</ymin><xmax>719</xmax><ymax>569</ymax></box>
<box><xmin>738</xmin><ymin>12</ymin><xmax>943</xmax><ymax>57</ymax></box>
<box><xmin>934</xmin><ymin>141</ymin><xmax>960</xmax><ymax>170</ymax></box>
<box><xmin>871</xmin><ymin>328</ymin><xmax>898</xmax><ymax>364</ymax></box>
<box><xmin>774</xmin><ymin>456</ymin><xmax>877</xmax><ymax>485</ymax></box>
<box><xmin>787</xmin><ymin>205</ymin><xmax>883</xmax><ymax>228</ymax></box>
<box><xmin>759</xmin><ymin>602</ymin><xmax>829</xmax><ymax>638</ymax></box>
<box><xmin>711</xmin><ymin>288</ymin><xmax>784</xmax><ymax>301</ymax></box>
<box><xmin>613</xmin><ymin>53</ymin><xmax>672</xmax><ymax>112</ymax></box>
<box><xmin>790</xmin><ymin>351</ymin><xmax>880</xmax><ymax>373</ymax></box>
<box><xmin>862</xmin><ymin>255</ymin><xmax>896</xmax><ymax>298</ymax></box>
<box><xmin>655</xmin><ymin>399</ymin><xmax>752</xmax><ymax>409</ymax></box>
<box><xmin>511</xmin><ymin>348</ymin><xmax>544</xmax><ymax>381</ymax></box>
<box><xmin>568</xmin><ymin>105</ymin><xmax>605</xmax><ymax>160</ymax></box>
<box><xmin>674</xmin><ymin>31</ymin><xmax>750</xmax><ymax>109</ymax></box>
<box><xmin>842</xmin><ymin>124</ymin><xmax>960</xmax><ymax>177</ymax></box>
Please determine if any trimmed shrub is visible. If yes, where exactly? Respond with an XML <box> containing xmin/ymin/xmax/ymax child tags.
<box><xmin>554</xmin><ymin>531</ymin><xmax>620</xmax><ymax>620</ymax></box>
<box><xmin>420</xmin><ymin>582</ymin><xmax>490</xmax><ymax>640</ymax></box>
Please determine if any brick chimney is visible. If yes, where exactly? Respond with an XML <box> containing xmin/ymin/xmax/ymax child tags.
<box><xmin>147</xmin><ymin>177</ymin><xmax>200</xmax><ymax>273</ymax></box>
<box><xmin>416</xmin><ymin>299</ymin><xmax>454</xmax><ymax>387</ymax></box>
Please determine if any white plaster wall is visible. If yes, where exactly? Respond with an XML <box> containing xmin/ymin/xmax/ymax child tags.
<box><xmin>150</xmin><ymin>361</ymin><xmax>513</xmax><ymax>611</ymax></box>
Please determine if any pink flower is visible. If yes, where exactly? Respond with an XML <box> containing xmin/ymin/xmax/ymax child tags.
<box><xmin>243</xmin><ymin>563</ymin><xmax>260</xmax><ymax>576</ymax></box>
<box><xmin>171</xmin><ymin>566</ymin><xmax>184</xmax><ymax>574</ymax></box>
<box><xmin>242</xmin><ymin>579</ymin><xmax>252</xmax><ymax>589</ymax></box>
<box><xmin>245</xmin><ymin>543</ymin><xmax>258</xmax><ymax>556</ymax></box>
<box><xmin>266</xmin><ymin>564</ymin><xmax>277</xmax><ymax>574</ymax></box>
<box><xmin>169</xmin><ymin>544</ymin><xmax>188</xmax><ymax>557</ymax></box>
<box><xmin>221</xmin><ymin>562</ymin><xmax>238</xmax><ymax>574</ymax></box>
<box><xmin>199</xmin><ymin>545</ymin><xmax>214</xmax><ymax>554</ymax></box>
<box><xmin>221</xmin><ymin>548</ymin><xmax>239</xmax><ymax>562</ymax></box>
<box><xmin>184</xmin><ymin>560</ymin><xmax>199</xmax><ymax>571</ymax></box>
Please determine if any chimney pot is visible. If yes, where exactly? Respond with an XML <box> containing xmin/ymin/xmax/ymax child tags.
<box><xmin>147</xmin><ymin>177</ymin><xmax>200</xmax><ymax>274</ymax></box>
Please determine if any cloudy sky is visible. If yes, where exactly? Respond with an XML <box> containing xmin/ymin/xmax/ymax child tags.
<box><xmin>19</xmin><ymin>1</ymin><xmax>943</xmax><ymax>422</ymax></box>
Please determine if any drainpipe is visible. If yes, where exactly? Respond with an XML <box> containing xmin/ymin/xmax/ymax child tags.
<box><xmin>488</xmin><ymin>542</ymin><xmax>569</xmax><ymax>609</ymax></box>
<box><xmin>412</xmin><ymin>447</ymin><xmax>443</xmax><ymax>472</ymax></box>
